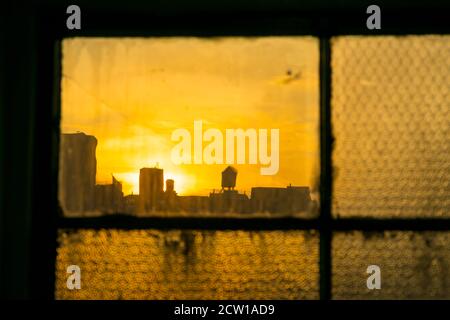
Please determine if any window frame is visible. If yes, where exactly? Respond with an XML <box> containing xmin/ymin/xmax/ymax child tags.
<box><xmin>31</xmin><ymin>2</ymin><xmax>450</xmax><ymax>300</ymax></box>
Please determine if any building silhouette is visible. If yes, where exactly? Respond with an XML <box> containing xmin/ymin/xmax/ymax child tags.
<box><xmin>94</xmin><ymin>176</ymin><xmax>124</xmax><ymax>214</ymax></box>
<box><xmin>124</xmin><ymin>194</ymin><xmax>139</xmax><ymax>215</ymax></box>
<box><xmin>139</xmin><ymin>167</ymin><xmax>164</xmax><ymax>213</ymax></box>
<box><xmin>166</xmin><ymin>179</ymin><xmax>175</xmax><ymax>193</ymax></box>
<box><xmin>251</xmin><ymin>185</ymin><xmax>312</xmax><ymax>214</ymax></box>
<box><xmin>178</xmin><ymin>195</ymin><xmax>210</xmax><ymax>213</ymax></box>
<box><xmin>210</xmin><ymin>189</ymin><xmax>250</xmax><ymax>213</ymax></box>
<box><xmin>163</xmin><ymin>179</ymin><xmax>178</xmax><ymax>211</ymax></box>
<box><xmin>59</xmin><ymin>132</ymin><xmax>97</xmax><ymax>215</ymax></box>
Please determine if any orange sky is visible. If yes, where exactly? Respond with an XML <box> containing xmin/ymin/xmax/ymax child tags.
<box><xmin>61</xmin><ymin>37</ymin><xmax>319</xmax><ymax>197</ymax></box>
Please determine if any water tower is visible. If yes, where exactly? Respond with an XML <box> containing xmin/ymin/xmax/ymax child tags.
<box><xmin>221</xmin><ymin>166</ymin><xmax>237</xmax><ymax>191</ymax></box>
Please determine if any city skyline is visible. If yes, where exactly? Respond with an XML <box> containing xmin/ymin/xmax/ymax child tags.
<box><xmin>58</xmin><ymin>131</ymin><xmax>317</xmax><ymax>216</ymax></box>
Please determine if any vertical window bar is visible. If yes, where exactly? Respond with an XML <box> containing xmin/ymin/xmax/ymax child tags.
<box><xmin>319</xmin><ymin>36</ymin><xmax>332</xmax><ymax>300</ymax></box>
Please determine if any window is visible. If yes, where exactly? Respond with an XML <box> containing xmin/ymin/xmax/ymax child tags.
<box><xmin>51</xmin><ymin>19</ymin><xmax>449</xmax><ymax>301</ymax></box>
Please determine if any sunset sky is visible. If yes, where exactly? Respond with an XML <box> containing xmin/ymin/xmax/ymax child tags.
<box><xmin>61</xmin><ymin>37</ymin><xmax>319</xmax><ymax>196</ymax></box>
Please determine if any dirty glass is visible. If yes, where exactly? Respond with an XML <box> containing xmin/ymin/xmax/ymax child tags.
<box><xmin>332</xmin><ymin>231</ymin><xmax>450</xmax><ymax>299</ymax></box>
<box><xmin>331</xmin><ymin>36</ymin><xmax>450</xmax><ymax>218</ymax></box>
<box><xmin>56</xmin><ymin>229</ymin><xmax>319</xmax><ymax>299</ymax></box>
<box><xmin>59</xmin><ymin>37</ymin><xmax>320</xmax><ymax>218</ymax></box>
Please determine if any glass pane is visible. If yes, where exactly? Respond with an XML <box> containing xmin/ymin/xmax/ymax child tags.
<box><xmin>331</xmin><ymin>36</ymin><xmax>450</xmax><ymax>218</ymax></box>
<box><xmin>55</xmin><ymin>230</ymin><xmax>319</xmax><ymax>299</ymax></box>
<box><xmin>59</xmin><ymin>37</ymin><xmax>320</xmax><ymax>217</ymax></box>
<box><xmin>332</xmin><ymin>231</ymin><xmax>450</xmax><ymax>299</ymax></box>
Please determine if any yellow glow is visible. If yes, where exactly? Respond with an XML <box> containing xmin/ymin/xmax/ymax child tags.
<box><xmin>164</xmin><ymin>172</ymin><xmax>190</xmax><ymax>195</ymax></box>
<box><xmin>113</xmin><ymin>172</ymin><xmax>139</xmax><ymax>195</ymax></box>
<box><xmin>61</xmin><ymin>37</ymin><xmax>320</xmax><ymax>197</ymax></box>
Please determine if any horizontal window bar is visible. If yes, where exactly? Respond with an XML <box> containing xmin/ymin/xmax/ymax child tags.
<box><xmin>56</xmin><ymin>216</ymin><xmax>320</xmax><ymax>230</ymax></box>
<box><xmin>56</xmin><ymin>216</ymin><xmax>450</xmax><ymax>231</ymax></box>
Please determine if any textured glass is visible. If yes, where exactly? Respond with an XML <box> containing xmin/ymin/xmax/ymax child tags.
<box><xmin>333</xmin><ymin>231</ymin><xmax>450</xmax><ymax>299</ymax></box>
<box><xmin>331</xmin><ymin>36</ymin><xmax>450</xmax><ymax>218</ymax></box>
<box><xmin>56</xmin><ymin>230</ymin><xmax>319</xmax><ymax>299</ymax></box>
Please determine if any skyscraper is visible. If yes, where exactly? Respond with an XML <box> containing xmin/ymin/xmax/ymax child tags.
<box><xmin>139</xmin><ymin>167</ymin><xmax>164</xmax><ymax>214</ymax></box>
<box><xmin>58</xmin><ymin>132</ymin><xmax>97</xmax><ymax>215</ymax></box>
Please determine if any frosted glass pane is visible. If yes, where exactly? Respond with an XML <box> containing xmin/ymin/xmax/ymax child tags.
<box><xmin>56</xmin><ymin>229</ymin><xmax>319</xmax><ymax>299</ymax></box>
<box><xmin>332</xmin><ymin>36</ymin><xmax>450</xmax><ymax>218</ymax></box>
<box><xmin>333</xmin><ymin>231</ymin><xmax>450</xmax><ymax>299</ymax></box>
